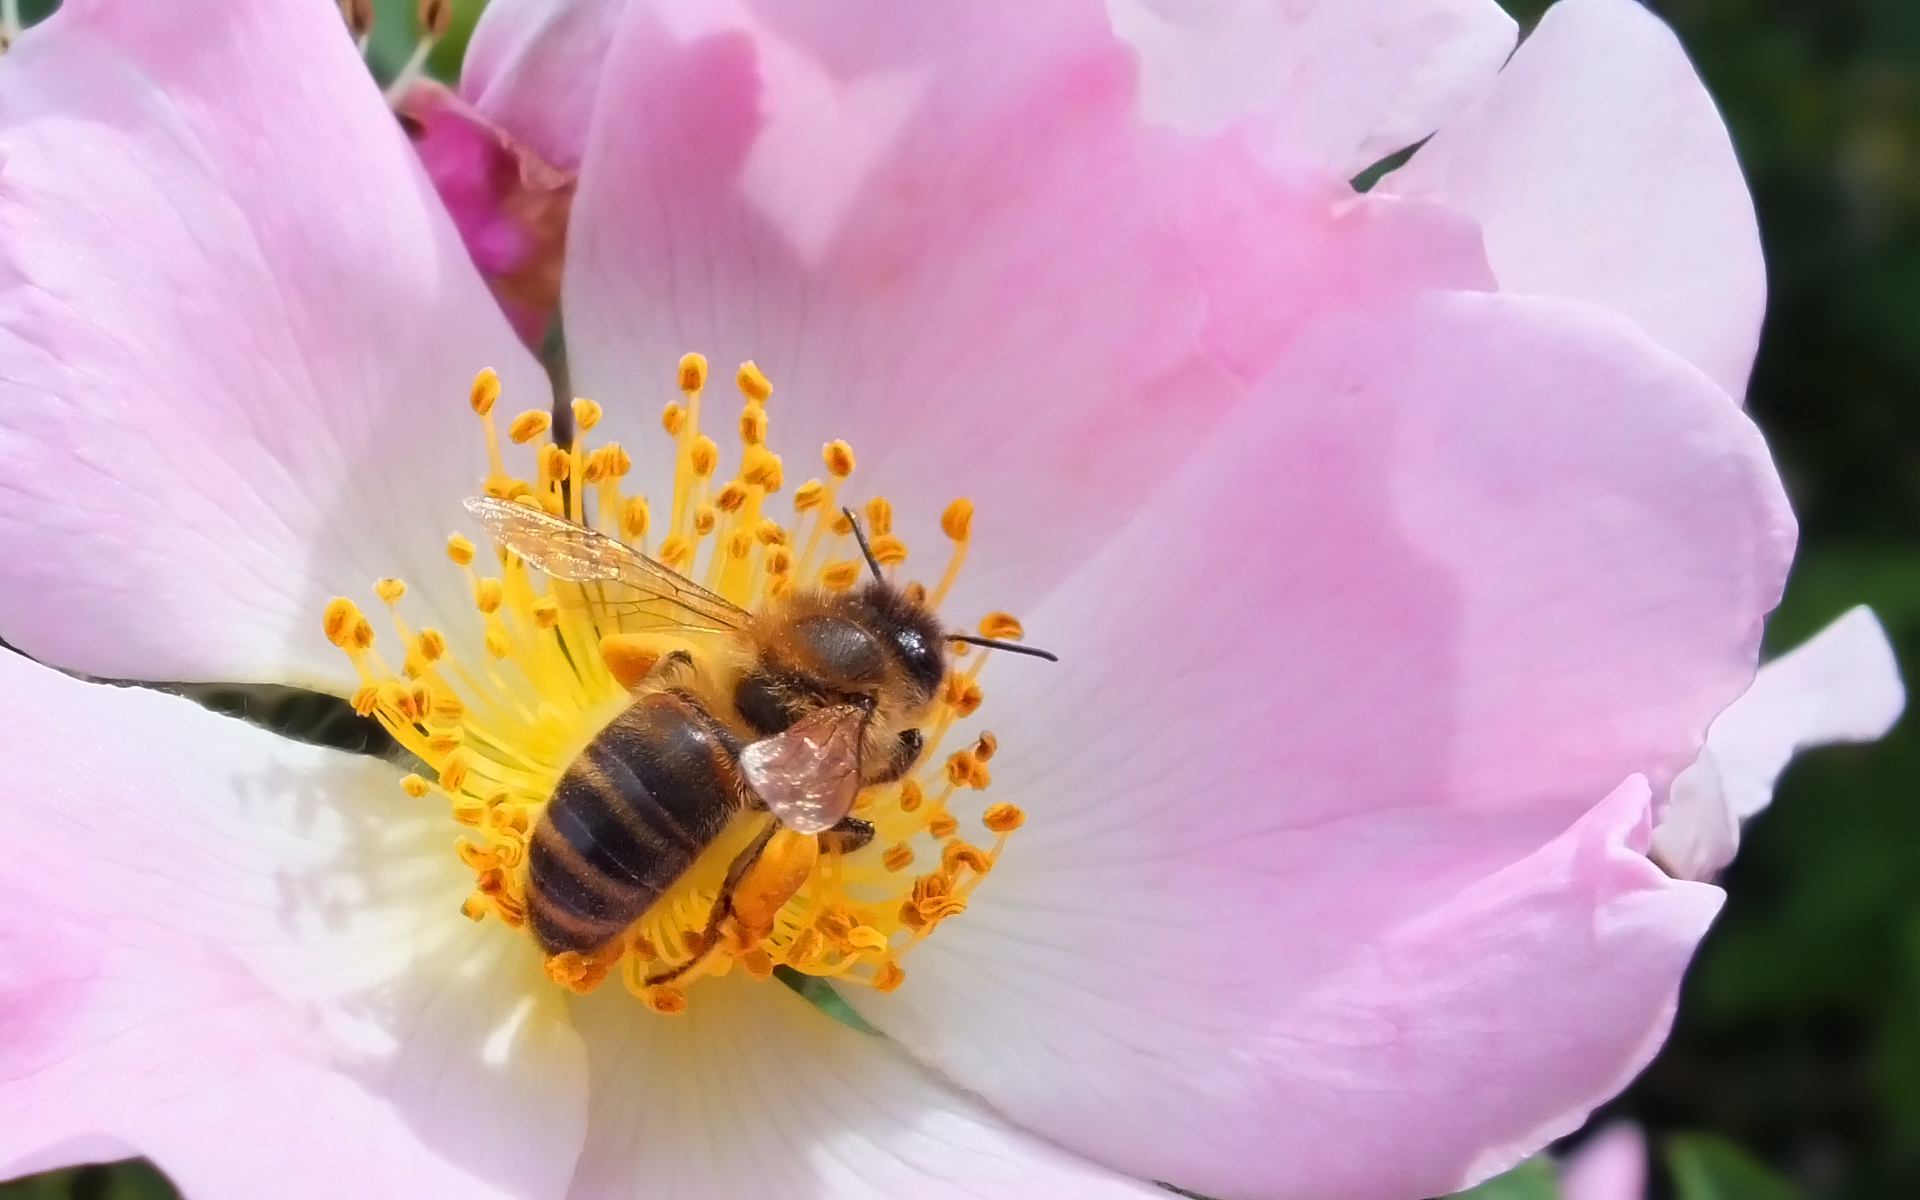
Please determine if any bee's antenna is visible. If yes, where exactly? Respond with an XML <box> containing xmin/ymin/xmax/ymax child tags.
<box><xmin>841</xmin><ymin>507</ymin><xmax>886</xmax><ymax>584</ymax></box>
<box><xmin>948</xmin><ymin>634</ymin><xmax>1059</xmax><ymax>662</ymax></box>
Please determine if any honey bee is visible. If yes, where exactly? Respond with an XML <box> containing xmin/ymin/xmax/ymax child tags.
<box><xmin>463</xmin><ymin>495</ymin><xmax>1054</xmax><ymax>982</ymax></box>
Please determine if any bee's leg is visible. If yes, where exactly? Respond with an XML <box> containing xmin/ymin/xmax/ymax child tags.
<box><xmin>860</xmin><ymin>728</ymin><xmax>924</xmax><ymax>786</ymax></box>
<box><xmin>818</xmin><ymin>816</ymin><xmax>876</xmax><ymax>856</ymax></box>
<box><xmin>645</xmin><ymin>817</ymin><xmax>779</xmax><ymax>986</ymax></box>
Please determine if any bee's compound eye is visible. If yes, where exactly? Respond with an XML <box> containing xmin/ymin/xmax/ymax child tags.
<box><xmin>793</xmin><ymin>615</ymin><xmax>884</xmax><ymax>683</ymax></box>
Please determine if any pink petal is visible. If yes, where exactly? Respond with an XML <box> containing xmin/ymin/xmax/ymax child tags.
<box><xmin>1653</xmin><ymin>606</ymin><xmax>1905</xmax><ymax>880</ymax></box>
<box><xmin>1108</xmin><ymin>0</ymin><xmax>1518</xmax><ymax>175</ymax></box>
<box><xmin>0</xmin><ymin>0</ymin><xmax>547</xmax><ymax>690</ymax></box>
<box><xmin>1385</xmin><ymin>0</ymin><xmax>1766</xmax><ymax>400</ymax></box>
<box><xmin>0</xmin><ymin>652</ymin><xmax>588</xmax><ymax>1198</ymax></box>
<box><xmin>1561</xmin><ymin>1123</ymin><xmax>1649</xmax><ymax>1200</ymax></box>
<box><xmin>847</xmin><ymin>291</ymin><xmax>1789</xmax><ymax>1199</ymax></box>
<box><xmin>563</xmin><ymin>977</ymin><xmax>1162</xmax><ymax>1200</ymax></box>
<box><xmin>562</xmin><ymin>0</ymin><xmax>1488</xmax><ymax>617</ymax></box>
<box><xmin>461</xmin><ymin>0</ymin><xmax>630</xmax><ymax>170</ymax></box>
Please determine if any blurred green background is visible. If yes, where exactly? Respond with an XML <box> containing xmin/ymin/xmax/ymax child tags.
<box><xmin>3</xmin><ymin>0</ymin><xmax>1918</xmax><ymax>1196</ymax></box>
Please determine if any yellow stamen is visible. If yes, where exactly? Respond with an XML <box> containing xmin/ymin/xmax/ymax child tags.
<box><xmin>321</xmin><ymin>358</ymin><xmax>1032</xmax><ymax>1013</ymax></box>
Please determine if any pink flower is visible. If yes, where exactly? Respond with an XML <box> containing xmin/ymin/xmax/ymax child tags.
<box><xmin>1559</xmin><ymin>1124</ymin><xmax>1650</xmax><ymax>1200</ymax></box>
<box><xmin>0</xmin><ymin>0</ymin><xmax>1877</xmax><ymax>1198</ymax></box>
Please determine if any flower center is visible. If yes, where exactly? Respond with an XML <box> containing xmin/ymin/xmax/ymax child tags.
<box><xmin>322</xmin><ymin>356</ymin><xmax>1027</xmax><ymax>1014</ymax></box>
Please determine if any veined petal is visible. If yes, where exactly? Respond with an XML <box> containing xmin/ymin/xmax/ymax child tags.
<box><xmin>564</xmin><ymin>976</ymin><xmax>1161</xmax><ymax>1200</ymax></box>
<box><xmin>848</xmin><ymin>291</ymin><xmax>1789</xmax><ymax>1199</ymax></box>
<box><xmin>1385</xmin><ymin>0</ymin><xmax>1766</xmax><ymax>399</ymax></box>
<box><xmin>1653</xmin><ymin>606</ymin><xmax>1905</xmax><ymax>881</ymax></box>
<box><xmin>563</xmin><ymin>0</ymin><xmax>1488</xmax><ymax>619</ymax></box>
<box><xmin>0</xmin><ymin>0</ymin><xmax>547</xmax><ymax>691</ymax></box>
<box><xmin>1106</xmin><ymin>0</ymin><xmax>1517</xmax><ymax>175</ymax></box>
<box><xmin>0</xmin><ymin>651</ymin><xmax>587</xmax><ymax>1199</ymax></box>
<box><xmin>461</xmin><ymin>0</ymin><xmax>630</xmax><ymax>170</ymax></box>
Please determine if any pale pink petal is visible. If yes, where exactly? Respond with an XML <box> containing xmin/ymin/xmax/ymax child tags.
<box><xmin>1653</xmin><ymin>606</ymin><xmax>1905</xmax><ymax>880</ymax></box>
<box><xmin>1561</xmin><ymin>1123</ymin><xmax>1649</xmax><ymax>1200</ymax></box>
<box><xmin>848</xmin><ymin>292</ymin><xmax>1789</xmax><ymax>1200</ymax></box>
<box><xmin>0</xmin><ymin>0</ymin><xmax>547</xmax><ymax>690</ymax></box>
<box><xmin>563</xmin><ymin>0</ymin><xmax>1489</xmax><ymax>618</ymax></box>
<box><xmin>563</xmin><ymin>977</ymin><xmax>1161</xmax><ymax>1200</ymax></box>
<box><xmin>1106</xmin><ymin>0</ymin><xmax>1517</xmax><ymax>175</ymax></box>
<box><xmin>1385</xmin><ymin>0</ymin><xmax>1766</xmax><ymax>399</ymax></box>
<box><xmin>461</xmin><ymin>0</ymin><xmax>630</xmax><ymax>170</ymax></box>
<box><xmin>0</xmin><ymin>651</ymin><xmax>587</xmax><ymax>1198</ymax></box>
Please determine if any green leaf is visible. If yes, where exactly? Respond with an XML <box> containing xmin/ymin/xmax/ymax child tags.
<box><xmin>1444</xmin><ymin>1156</ymin><xmax>1560</xmax><ymax>1200</ymax></box>
<box><xmin>1667</xmin><ymin>1133</ymin><xmax>1804</xmax><ymax>1200</ymax></box>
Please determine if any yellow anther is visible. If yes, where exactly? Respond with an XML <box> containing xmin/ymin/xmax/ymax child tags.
<box><xmin>426</xmin><ymin>730</ymin><xmax>464</xmax><ymax>756</ymax></box>
<box><xmin>979</xmin><ymin>612</ymin><xmax>1024</xmax><ymax>640</ymax></box>
<box><xmin>865</xmin><ymin>496</ymin><xmax>893</xmax><ymax>537</ymax></box>
<box><xmin>872</xmin><ymin>962</ymin><xmax>905</xmax><ymax>992</ymax></box>
<box><xmin>662</xmin><ymin>402</ymin><xmax>686</xmax><ymax>436</ymax></box>
<box><xmin>754</xmin><ymin>519</ymin><xmax>787</xmax><ymax>546</ymax></box>
<box><xmin>902</xmin><ymin>581</ymin><xmax>928</xmax><ymax>607</ymax></box>
<box><xmin>658</xmin><ymin>534</ymin><xmax>693</xmax><ymax>571</ymax></box>
<box><xmin>532</xmin><ymin>596</ymin><xmax>561</xmax><ymax>628</ymax></box>
<box><xmin>349</xmin><ymin>685</ymin><xmax>380</xmax><ymax>716</ymax></box>
<box><xmin>815</xmin><ymin>910</ymin><xmax>854</xmax><ymax>941</ymax></box>
<box><xmin>846</xmin><ymin>926</ymin><xmax>889</xmax><ymax>954</ymax></box>
<box><xmin>715</xmin><ymin>481</ymin><xmax>749</xmax><ymax>513</ymax></box>
<box><xmin>741</xmin><ymin>445</ymin><xmax>782</xmax><ymax>491</ymax></box>
<box><xmin>379</xmin><ymin>681</ymin><xmax>418</xmax><ymax>722</ymax></box>
<box><xmin>620</xmin><ymin>496</ymin><xmax>650</xmax><ymax>540</ymax></box>
<box><xmin>693</xmin><ymin>504</ymin><xmax>717</xmax><ymax>535</ymax></box>
<box><xmin>540</xmin><ymin>443</ymin><xmax>570</xmax><ymax>481</ymax></box>
<box><xmin>678</xmin><ymin>352</ymin><xmax>708</xmax><ymax>393</ymax></box>
<box><xmin>461</xmin><ymin>894</ymin><xmax>489</xmax><ymax>922</ymax></box>
<box><xmin>946</xmin><ymin>677</ymin><xmax>984</xmax><ymax>717</ymax></box>
<box><xmin>484</xmin><ymin>627</ymin><xmax>512</xmax><ymax>659</ymax></box>
<box><xmin>881</xmin><ymin>842</ymin><xmax>915</xmax><ymax>872</ymax></box>
<box><xmin>374</xmin><ymin>578</ymin><xmax>406</xmax><ymax>604</ymax></box>
<box><xmin>871</xmin><ymin>533</ymin><xmax>908</xmax><ymax>565</ymax></box>
<box><xmin>941</xmin><ymin>497</ymin><xmax>973</xmax><ymax>541</ymax></box>
<box><xmin>351</xmin><ymin>616</ymin><xmax>374</xmax><ymax>650</ymax></box>
<box><xmin>823</xmin><ymin>440</ymin><xmax>855</xmax><ymax>478</ymax></box>
<box><xmin>571</xmin><ymin>397</ymin><xmax>602</xmax><ymax>430</ymax></box>
<box><xmin>736</xmin><ymin>360</ymin><xmax>772</xmax><ymax>402</ymax></box>
<box><xmin>942</xmin><ymin>841</ymin><xmax>992</xmax><ymax>877</ymax></box>
<box><xmin>765</xmin><ymin>546</ymin><xmax>793</xmax><ymax>577</ymax></box>
<box><xmin>974</xmin><ymin>732</ymin><xmax>998</xmax><ymax>762</ymax></box>
<box><xmin>440</xmin><ymin>752</ymin><xmax>471</xmax><ymax>792</ymax></box>
<box><xmin>690</xmin><ymin>435</ymin><xmax>719</xmax><ymax>477</ymax></box>
<box><xmin>598</xmin><ymin>444</ymin><xmax>632</xmax><ymax>480</ymax></box>
<box><xmin>451</xmin><ymin>799</ymin><xmax>486</xmax><ymax>826</ymax></box>
<box><xmin>474</xmin><ymin>577</ymin><xmax>505</xmax><ymax>613</ymax></box>
<box><xmin>785</xmin><ymin>928</ymin><xmax>825</xmax><ymax>965</ymax></box>
<box><xmin>322</xmin><ymin>597</ymin><xmax>359</xmax><ymax>648</ymax></box>
<box><xmin>400</xmin><ymin>773</ymin><xmax>431</xmax><ymax>799</ymax></box>
<box><xmin>469</xmin><ymin>367</ymin><xmax>500</xmax><ymax>415</ymax></box>
<box><xmin>431</xmin><ymin>692</ymin><xmax>465</xmax><ymax>721</ymax></box>
<box><xmin>739</xmin><ymin>405</ymin><xmax>768</xmax><ymax>446</ymax></box>
<box><xmin>983</xmin><ymin>802</ymin><xmax>1026</xmax><ymax>833</ymax></box>
<box><xmin>946</xmin><ymin>751</ymin><xmax>980</xmax><ymax>788</ymax></box>
<box><xmin>727</xmin><ymin>530</ymin><xmax>753</xmax><ymax>561</ymax></box>
<box><xmin>829</xmin><ymin>510</ymin><xmax>854</xmax><ymax>536</ymax></box>
<box><xmin>648</xmin><ymin>986</ymin><xmax>688</xmax><ymax>1015</ymax></box>
<box><xmin>821</xmin><ymin>560</ymin><xmax>860</xmax><ymax>591</ymax></box>
<box><xmin>793</xmin><ymin>479</ymin><xmax>826</xmax><ymax>511</ymax></box>
<box><xmin>508</xmin><ymin>409</ymin><xmax>551</xmax><ymax>444</ymax></box>
<box><xmin>416</xmin><ymin>628</ymin><xmax>446</xmax><ymax>662</ymax></box>
<box><xmin>928</xmin><ymin>811</ymin><xmax>960</xmax><ymax>839</ymax></box>
<box><xmin>898</xmin><ymin>778</ymin><xmax>924</xmax><ymax>812</ymax></box>
<box><xmin>446</xmin><ymin>533</ymin><xmax>476</xmax><ymax>565</ymax></box>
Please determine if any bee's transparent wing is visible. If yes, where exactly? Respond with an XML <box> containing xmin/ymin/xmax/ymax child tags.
<box><xmin>464</xmin><ymin>495</ymin><xmax>749</xmax><ymax>633</ymax></box>
<box><xmin>738</xmin><ymin>704</ymin><xmax>864</xmax><ymax>834</ymax></box>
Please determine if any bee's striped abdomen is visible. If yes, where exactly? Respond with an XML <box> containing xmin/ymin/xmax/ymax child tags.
<box><xmin>528</xmin><ymin>691</ymin><xmax>743</xmax><ymax>955</ymax></box>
